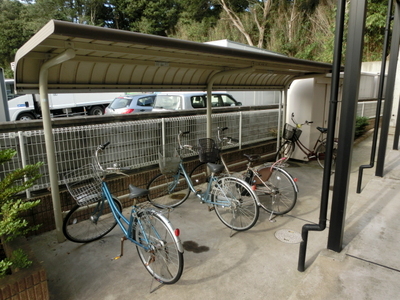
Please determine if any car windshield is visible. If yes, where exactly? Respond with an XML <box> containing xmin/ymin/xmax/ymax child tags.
<box><xmin>154</xmin><ymin>95</ymin><xmax>180</xmax><ymax>110</ymax></box>
<box><xmin>109</xmin><ymin>97</ymin><xmax>132</xmax><ymax>109</ymax></box>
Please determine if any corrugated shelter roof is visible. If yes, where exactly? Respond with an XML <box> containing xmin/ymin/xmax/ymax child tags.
<box><xmin>14</xmin><ymin>20</ymin><xmax>333</xmax><ymax>94</ymax></box>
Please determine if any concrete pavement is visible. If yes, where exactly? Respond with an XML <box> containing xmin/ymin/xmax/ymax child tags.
<box><xmin>29</xmin><ymin>128</ymin><xmax>400</xmax><ymax>299</ymax></box>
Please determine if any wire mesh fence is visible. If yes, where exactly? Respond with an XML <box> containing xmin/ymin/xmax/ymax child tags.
<box><xmin>0</xmin><ymin>109</ymin><xmax>279</xmax><ymax>194</ymax></box>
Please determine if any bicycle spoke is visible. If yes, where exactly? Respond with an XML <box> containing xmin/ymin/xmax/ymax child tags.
<box><xmin>135</xmin><ymin>212</ymin><xmax>183</xmax><ymax>284</ymax></box>
<box><xmin>213</xmin><ymin>177</ymin><xmax>259</xmax><ymax>231</ymax></box>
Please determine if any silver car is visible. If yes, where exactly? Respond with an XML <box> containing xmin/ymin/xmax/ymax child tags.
<box><xmin>105</xmin><ymin>94</ymin><xmax>156</xmax><ymax>115</ymax></box>
<box><xmin>153</xmin><ymin>92</ymin><xmax>241</xmax><ymax>111</ymax></box>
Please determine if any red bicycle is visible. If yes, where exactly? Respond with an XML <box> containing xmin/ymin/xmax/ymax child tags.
<box><xmin>275</xmin><ymin>113</ymin><xmax>338</xmax><ymax>169</ymax></box>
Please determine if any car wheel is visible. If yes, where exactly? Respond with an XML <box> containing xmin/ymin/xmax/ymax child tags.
<box><xmin>17</xmin><ymin>113</ymin><xmax>36</xmax><ymax>121</ymax></box>
<box><xmin>89</xmin><ymin>106</ymin><xmax>104</xmax><ymax>115</ymax></box>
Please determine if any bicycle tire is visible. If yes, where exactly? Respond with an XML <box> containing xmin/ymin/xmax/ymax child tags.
<box><xmin>147</xmin><ymin>173</ymin><xmax>190</xmax><ymax>208</ymax></box>
<box><xmin>254</xmin><ymin>166</ymin><xmax>298</xmax><ymax>215</ymax></box>
<box><xmin>316</xmin><ymin>140</ymin><xmax>338</xmax><ymax>170</ymax></box>
<box><xmin>63</xmin><ymin>196</ymin><xmax>122</xmax><ymax>243</ymax></box>
<box><xmin>135</xmin><ymin>210</ymin><xmax>184</xmax><ymax>284</ymax></box>
<box><xmin>275</xmin><ymin>140</ymin><xmax>295</xmax><ymax>161</ymax></box>
<box><xmin>212</xmin><ymin>176</ymin><xmax>259</xmax><ymax>231</ymax></box>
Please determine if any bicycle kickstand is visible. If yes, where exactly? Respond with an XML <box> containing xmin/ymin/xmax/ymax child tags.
<box><xmin>268</xmin><ymin>211</ymin><xmax>277</xmax><ymax>223</ymax></box>
<box><xmin>112</xmin><ymin>236</ymin><xmax>127</xmax><ymax>260</ymax></box>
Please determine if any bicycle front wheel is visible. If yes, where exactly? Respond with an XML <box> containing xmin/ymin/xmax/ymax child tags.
<box><xmin>255</xmin><ymin>167</ymin><xmax>298</xmax><ymax>215</ymax></box>
<box><xmin>275</xmin><ymin>140</ymin><xmax>295</xmax><ymax>161</ymax></box>
<box><xmin>63</xmin><ymin>197</ymin><xmax>122</xmax><ymax>243</ymax></box>
<box><xmin>316</xmin><ymin>140</ymin><xmax>338</xmax><ymax>170</ymax></box>
<box><xmin>212</xmin><ymin>176</ymin><xmax>259</xmax><ymax>231</ymax></box>
<box><xmin>135</xmin><ymin>210</ymin><xmax>184</xmax><ymax>284</ymax></box>
<box><xmin>147</xmin><ymin>173</ymin><xmax>190</xmax><ymax>208</ymax></box>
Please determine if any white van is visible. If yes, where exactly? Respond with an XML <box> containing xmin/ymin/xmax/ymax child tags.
<box><xmin>152</xmin><ymin>92</ymin><xmax>242</xmax><ymax>111</ymax></box>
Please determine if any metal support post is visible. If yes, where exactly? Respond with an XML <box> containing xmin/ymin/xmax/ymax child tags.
<box><xmin>376</xmin><ymin>1</ymin><xmax>400</xmax><ymax>175</ymax></box>
<box><xmin>327</xmin><ymin>0</ymin><xmax>367</xmax><ymax>252</ymax></box>
<box><xmin>356</xmin><ymin>0</ymin><xmax>393</xmax><ymax>192</ymax></box>
<box><xmin>0</xmin><ymin>68</ymin><xmax>10</xmax><ymax>122</ymax></box>
<box><xmin>297</xmin><ymin>0</ymin><xmax>346</xmax><ymax>271</ymax></box>
<box><xmin>39</xmin><ymin>49</ymin><xmax>76</xmax><ymax>242</ymax></box>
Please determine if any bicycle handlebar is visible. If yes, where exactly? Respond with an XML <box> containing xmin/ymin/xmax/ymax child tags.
<box><xmin>177</xmin><ymin>131</ymin><xmax>195</xmax><ymax>151</ymax></box>
<box><xmin>291</xmin><ymin>112</ymin><xmax>313</xmax><ymax>128</ymax></box>
<box><xmin>217</xmin><ymin>127</ymin><xmax>238</xmax><ymax>146</ymax></box>
<box><xmin>177</xmin><ymin>128</ymin><xmax>238</xmax><ymax>152</ymax></box>
<box><xmin>94</xmin><ymin>142</ymin><xmax>131</xmax><ymax>175</ymax></box>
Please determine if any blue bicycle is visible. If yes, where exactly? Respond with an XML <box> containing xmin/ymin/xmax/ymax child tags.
<box><xmin>146</xmin><ymin>131</ymin><xmax>259</xmax><ymax>231</ymax></box>
<box><xmin>63</xmin><ymin>142</ymin><xmax>184</xmax><ymax>284</ymax></box>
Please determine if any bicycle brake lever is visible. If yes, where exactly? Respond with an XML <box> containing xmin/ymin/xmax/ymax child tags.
<box><xmin>100</xmin><ymin>141</ymin><xmax>111</xmax><ymax>150</ymax></box>
<box><xmin>226</xmin><ymin>137</ymin><xmax>239</xmax><ymax>144</ymax></box>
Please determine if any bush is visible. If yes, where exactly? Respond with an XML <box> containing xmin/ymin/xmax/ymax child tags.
<box><xmin>0</xmin><ymin>149</ymin><xmax>42</xmax><ymax>278</ymax></box>
<box><xmin>354</xmin><ymin>116</ymin><xmax>370</xmax><ymax>139</ymax></box>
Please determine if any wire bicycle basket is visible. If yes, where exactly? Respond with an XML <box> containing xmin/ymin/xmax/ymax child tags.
<box><xmin>64</xmin><ymin>164</ymin><xmax>104</xmax><ymax>206</ymax></box>
<box><xmin>198</xmin><ymin>138</ymin><xmax>219</xmax><ymax>163</ymax></box>
<box><xmin>158</xmin><ymin>146</ymin><xmax>181</xmax><ymax>175</ymax></box>
<box><xmin>283</xmin><ymin>123</ymin><xmax>302</xmax><ymax>140</ymax></box>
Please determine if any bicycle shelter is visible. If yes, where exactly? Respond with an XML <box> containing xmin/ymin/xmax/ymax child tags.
<box><xmin>12</xmin><ymin>2</ymin><xmax>400</xmax><ymax>272</ymax></box>
<box><xmin>13</xmin><ymin>19</ymin><xmax>333</xmax><ymax>242</ymax></box>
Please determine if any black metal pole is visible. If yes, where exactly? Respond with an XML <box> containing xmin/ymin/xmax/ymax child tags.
<box><xmin>297</xmin><ymin>0</ymin><xmax>345</xmax><ymax>272</ymax></box>
<box><xmin>376</xmin><ymin>1</ymin><xmax>400</xmax><ymax>176</ymax></box>
<box><xmin>356</xmin><ymin>0</ymin><xmax>393</xmax><ymax>193</ymax></box>
<box><xmin>327</xmin><ymin>0</ymin><xmax>367</xmax><ymax>252</ymax></box>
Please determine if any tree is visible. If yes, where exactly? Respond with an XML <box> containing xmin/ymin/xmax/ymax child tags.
<box><xmin>0</xmin><ymin>0</ymin><xmax>36</xmax><ymax>77</ymax></box>
<box><xmin>172</xmin><ymin>0</ymin><xmax>222</xmax><ymax>41</ymax></box>
<box><xmin>115</xmin><ymin>0</ymin><xmax>182</xmax><ymax>36</ymax></box>
<box><xmin>217</xmin><ymin>0</ymin><xmax>272</xmax><ymax>48</ymax></box>
<box><xmin>0</xmin><ymin>148</ymin><xmax>42</xmax><ymax>277</ymax></box>
<box><xmin>364</xmin><ymin>0</ymin><xmax>389</xmax><ymax>61</ymax></box>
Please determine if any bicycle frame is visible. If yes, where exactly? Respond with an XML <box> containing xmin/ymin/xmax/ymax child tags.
<box><xmin>101</xmin><ymin>182</ymin><xmax>153</xmax><ymax>251</ymax></box>
<box><xmin>293</xmin><ymin>131</ymin><xmax>325</xmax><ymax>159</ymax></box>
<box><xmin>175</xmin><ymin>160</ymin><xmax>235</xmax><ymax>208</ymax></box>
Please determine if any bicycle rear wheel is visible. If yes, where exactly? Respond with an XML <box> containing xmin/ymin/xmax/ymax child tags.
<box><xmin>63</xmin><ymin>197</ymin><xmax>122</xmax><ymax>243</ymax></box>
<box><xmin>275</xmin><ymin>140</ymin><xmax>295</xmax><ymax>161</ymax></box>
<box><xmin>256</xmin><ymin>167</ymin><xmax>297</xmax><ymax>215</ymax></box>
<box><xmin>316</xmin><ymin>140</ymin><xmax>338</xmax><ymax>170</ymax></box>
<box><xmin>147</xmin><ymin>173</ymin><xmax>190</xmax><ymax>208</ymax></box>
<box><xmin>135</xmin><ymin>210</ymin><xmax>184</xmax><ymax>284</ymax></box>
<box><xmin>212</xmin><ymin>176</ymin><xmax>259</xmax><ymax>231</ymax></box>
<box><xmin>189</xmin><ymin>162</ymin><xmax>210</xmax><ymax>186</ymax></box>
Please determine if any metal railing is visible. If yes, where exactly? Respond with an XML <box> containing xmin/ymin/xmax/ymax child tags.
<box><xmin>357</xmin><ymin>100</ymin><xmax>384</xmax><ymax>118</ymax></box>
<box><xmin>0</xmin><ymin>109</ymin><xmax>279</xmax><ymax>195</ymax></box>
<box><xmin>0</xmin><ymin>99</ymin><xmax>378</xmax><ymax>196</ymax></box>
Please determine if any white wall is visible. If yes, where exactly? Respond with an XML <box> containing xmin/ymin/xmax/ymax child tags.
<box><xmin>361</xmin><ymin>58</ymin><xmax>399</xmax><ymax>127</ymax></box>
<box><xmin>286</xmin><ymin>71</ymin><xmax>378</xmax><ymax>162</ymax></box>
<box><xmin>228</xmin><ymin>90</ymin><xmax>281</xmax><ymax>106</ymax></box>
<box><xmin>287</xmin><ymin>78</ymin><xmax>332</xmax><ymax>161</ymax></box>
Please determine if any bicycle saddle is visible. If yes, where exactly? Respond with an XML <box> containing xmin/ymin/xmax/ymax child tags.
<box><xmin>128</xmin><ymin>184</ymin><xmax>149</xmax><ymax>199</ymax></box>
<box><xmin>206</xmin><ymin>163</ymin><xmax>225</xmax><ymax>174</ymax></box>
<box><xmin>244</xmin><ymin>154</ymin><xmax>261</xmax><ymax>162</ymax></box>
<box><xmin>316</xmin><ymin>127</ymin><xmax>328</xmax><ymax>133</ymax></box>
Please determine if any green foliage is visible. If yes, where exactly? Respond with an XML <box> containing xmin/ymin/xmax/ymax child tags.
<box><xmin>0</xmin><ymin>148</ymin><xmax>42</xmax><ymax>277</ymax></box>
<box><xmin>0</xmin><ymin>259</ymin><xmax>12</xmax><ymax>278</ymax></box>
<box><xmin>0</xmin><ymin>0</ymin><xmax>390</xmax><ymax>74</ymax></box>
<box><xmin>120</xmin><ymin>0</ymin><xmax>181</xmax><ymax>36</ymax></box>
<box><xmin>9</xmin><ymin>248</ymin><xmax>32</xmax><ymax>269</ymax></box>
<box><xmin>0</xmin><ymin>249</ymin><xmax>32</xmax><ymax>278</ymax></box>
<box><xmin>355</xmin><ymin>116</ymin><xmax>370</xmax><ymax>139</ymax></box>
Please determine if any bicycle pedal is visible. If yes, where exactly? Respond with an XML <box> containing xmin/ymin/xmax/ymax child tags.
<box><xmin>208</xmin><ymin>206</ymin><xmax>215</xmax><ymax>212</ymax></box>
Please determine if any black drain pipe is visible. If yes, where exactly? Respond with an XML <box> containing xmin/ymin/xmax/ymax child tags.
<box><xmin>356</xmin><ymin>0</ymin><xmax>393</xmax><ymax>193</ymax></box>
<box><xmin>298</xmin><ymin>0</ymin><xmax>346</xmax><ymax>272</ymax></box>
